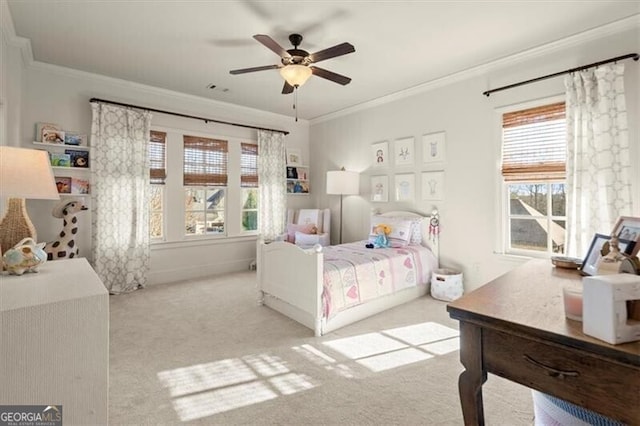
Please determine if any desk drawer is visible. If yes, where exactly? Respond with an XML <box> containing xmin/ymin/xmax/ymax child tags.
<box><xmin>483</xmin><ymin>328</ymin><xmax>640</xmax><ymax>424</ymax></box>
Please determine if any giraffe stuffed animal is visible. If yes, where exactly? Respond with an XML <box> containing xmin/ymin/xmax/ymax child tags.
<box><xmin>45</xmin><ymin>198</ymin><xmax>88</xmax><ymax>261</ymax></box>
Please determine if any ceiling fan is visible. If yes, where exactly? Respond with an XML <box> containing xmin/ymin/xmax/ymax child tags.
<box><xmin>230</xmin><ymin>34</ymin><xmax>355</xmax><ymax>94</ymax></box>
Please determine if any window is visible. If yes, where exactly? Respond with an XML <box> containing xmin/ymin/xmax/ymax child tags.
<box><xmin>149</xmin><ymin>130</ymin><xmax>166</xmax><ymax>239</ymax></box>
<box><xmin>183</xmin><ymin>135</ymin><xmax>228</xmax><ymax>236</ymax></box>
<box><xmin>240</xmin><ymin>143</ymin><xmax>258</xmax><ymax>232</ymax></box>
<box><xmin>501</xmin><ymin>102</ymin><xmax>566</xmax><ymax>255</ymax></box>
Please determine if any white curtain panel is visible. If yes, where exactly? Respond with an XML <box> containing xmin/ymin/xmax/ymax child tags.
<box><xmin>565</xmin><ymin>63</ymin><xmax>632</xmax><ymax>257</ymax></box>
<box><xmin>90</xmin><ymin>103</ymin><xmax>152</xmax><ymax>294</ymax></box>
<box><xmin>258</xmin><ymin>130</ymin><xmax>287</xmax><ymax>241</ymax></box>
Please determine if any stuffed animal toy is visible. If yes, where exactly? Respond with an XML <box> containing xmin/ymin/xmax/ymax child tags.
<box><xmin>366</xmin><ymin>224</ymin><xmax>392</xmax><ymax>249</ymax></box>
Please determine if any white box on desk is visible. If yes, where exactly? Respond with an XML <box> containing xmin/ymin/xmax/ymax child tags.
<box><xmin>583</xmin><ymin>273</ymin><xmax>640</xmax><ymax>345</ymax></box>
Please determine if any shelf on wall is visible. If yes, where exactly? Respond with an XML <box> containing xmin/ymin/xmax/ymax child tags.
<box><xmin>52</xmin><ymin>166</ymin><xmax>91</xmax><ymax>171</ymax></box>
<box><xmin>33</xmin><ymin>141</ymin><xmax>91</xmax><ymax>151</ymax></box>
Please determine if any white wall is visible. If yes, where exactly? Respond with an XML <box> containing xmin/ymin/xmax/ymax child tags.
<box><xmin>310</xmin><ymin>26</ymin><xmax>640</xmax><ymax>291</ymax></box>
<box><xmin>19</xmin><ymin>63</ymin><xmax>311</xmax><ymax>284</ymax></box>
<box><xmin>0</xmin><ymin>1</ymin><xmax>24</xmax><ymax>148</ymax></box>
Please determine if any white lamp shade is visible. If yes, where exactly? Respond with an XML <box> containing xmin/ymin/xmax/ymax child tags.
<box><xmin>0</xmin><ymin>146</ymin><xmax>60</xmax><ymax>199</ymax></box>
<box><xmin>280</xmin><ymin>65</ymin><xmax>313</xmax><ymax>87</ymax></box>
<box><xmin>326</xmin><ymin>170</ymin><xmax>359</xmax><ymax>195</ymax></box>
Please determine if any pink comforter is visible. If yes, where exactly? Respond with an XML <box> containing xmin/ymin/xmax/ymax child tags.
<box><xmin>321</xmin><ymin>242</ymin><xmax>437</xmax><ymax>319</ymax></box>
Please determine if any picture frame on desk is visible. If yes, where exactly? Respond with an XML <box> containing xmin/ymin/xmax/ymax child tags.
<box><xmin>581</xmin><ymin>233</ymin><xmax>632</xmax><ymax>276</ymax></box>
<box><xmin>611</xmin><ymin>216</ymin><xmax>640</xmax><ymax>256</ymax></box>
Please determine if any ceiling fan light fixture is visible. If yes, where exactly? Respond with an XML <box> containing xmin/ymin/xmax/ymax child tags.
<box><xmin>280</xmin><ymin>64</ymin><xmax>312</xmax><ymax>87</ymax></box>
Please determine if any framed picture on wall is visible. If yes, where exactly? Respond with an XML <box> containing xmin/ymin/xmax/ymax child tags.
<box><xmin>394</xmin><ymin>137</ymin><xmax>415</xmax><ymax>166</ymax></box>
<box><xmin>286</xmin><ymin>149</ymin><xmax>302</xmax><ymax>166</ymax></box>
<box><xmin>372</xmin><ymin>141</ymin><xmax>388</xmax><ymax>167</ymax></box>
<box><xmin>371</xmin><ymin>175</ymin><xmax>389</xmax><ymax>202</ymax></box>
<box><xmin>421</xmin><ymin>171</ymin><xmax>445</xmax><ymax>200</ymax></box>
<box><xmin>423</xmin><ymin>132</ymin><xmax>446</xmax><ymax>163</ymax></box>
<box><xmin>394</xmin><ymin>173</ymin><xmax>415</xmax><ymax>201</ymax></box>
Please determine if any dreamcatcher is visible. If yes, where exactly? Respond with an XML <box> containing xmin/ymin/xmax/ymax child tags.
<box><xmin>429</xmin><ymin>209</ymin><xmax>440</xmax><ymax>242</ymax></box>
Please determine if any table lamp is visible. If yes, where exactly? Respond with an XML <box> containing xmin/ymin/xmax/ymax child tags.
<box><xmin>0</xmin><ymin>146</ymin><xmax>60</xmax><ymax>253</ymax></box>
<box><xmin>326</xmin><ymin>167</ymin><xmax>359</xmax><ymax>244</ymax></box>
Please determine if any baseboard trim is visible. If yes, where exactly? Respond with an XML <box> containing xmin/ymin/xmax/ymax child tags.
<box><xmin>147</xmin><ymin>258</ymin><xmax>254</xmax><ymax>286</ymax></box>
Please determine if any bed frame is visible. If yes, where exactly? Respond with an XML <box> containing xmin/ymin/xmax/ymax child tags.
<box><xmin>256</xmin><ymin>211</ymin><xmax>440</xmax><ymax>336</ymax></box>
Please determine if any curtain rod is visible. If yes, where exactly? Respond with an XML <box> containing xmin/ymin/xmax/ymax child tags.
<box><xmin>483</xmin><ymin>53</ymin><xmax>639</xmax><ymax>97</ymax></box>
<box><xmin>89</xmin><ymin>98</ymin><xmax>289</xmax><ymax>135</ymax></box>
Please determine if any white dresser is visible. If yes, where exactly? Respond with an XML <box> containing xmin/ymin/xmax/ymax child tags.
<box><xmin>0</xmin><ymin>258</ymin><xmax>109</xmax><ymax>425</ymax></box>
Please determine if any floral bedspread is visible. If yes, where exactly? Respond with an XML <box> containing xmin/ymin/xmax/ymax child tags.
<box><xmin>321</xmin><ymin>242</ymin><xmax>437</xmax><ymax>319</ymax></box>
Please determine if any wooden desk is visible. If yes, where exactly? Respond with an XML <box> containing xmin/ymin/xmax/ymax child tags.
<box><xmin>447</xmin><ymin>259</ymin><xmax>640</xmax><ymax>425</ymax></box>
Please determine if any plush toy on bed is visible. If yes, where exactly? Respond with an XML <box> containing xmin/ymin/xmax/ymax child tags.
<box><xmin>366</xmin><ymin>224</ymin><xmax>392</xmax><ymax>249</ymax></box>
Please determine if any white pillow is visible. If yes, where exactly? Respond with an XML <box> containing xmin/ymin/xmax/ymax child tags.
<box><xmin>373</xmin><ymin>215</ymin><xmax>423</xmax><ymax>245</ymax></box>
<box><xmin>295</xmin><ymin>232</ymin><xmax>321</xmax><ymax>248</ymax></box>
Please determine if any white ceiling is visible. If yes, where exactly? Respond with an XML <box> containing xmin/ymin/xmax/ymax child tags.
<box><xmin>6</xmin><ymin>1</ymin><xmax>640</xmax><ymax>120</ymax></box>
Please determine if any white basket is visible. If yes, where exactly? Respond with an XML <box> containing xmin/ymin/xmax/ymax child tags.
<box><xmin>431</xmin><ymin>268</ymin><xmax>464</xmax><ymax>302</ymax></box>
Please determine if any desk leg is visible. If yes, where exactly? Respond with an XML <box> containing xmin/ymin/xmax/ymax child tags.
<box><xmin>458</xmin><ymin>321</ymin><xmax>487</xmax><ymax>426</ymax></box>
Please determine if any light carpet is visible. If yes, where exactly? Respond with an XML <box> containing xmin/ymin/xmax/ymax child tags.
<box><xmin>109</xmin><ymin>271</ymin><xmax>533</xmax><ymax>425</ymax></box>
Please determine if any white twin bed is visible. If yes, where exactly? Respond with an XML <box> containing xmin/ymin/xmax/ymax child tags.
<box><xmin>256</xmin><ymin>211</ymin><xmax>439</xmax><ymax>336</ymax></box>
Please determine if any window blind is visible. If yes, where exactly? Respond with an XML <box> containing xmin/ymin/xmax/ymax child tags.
<box><xmin>240</xmin><ymin>143</ymin><xmax>258</xmax><ymax>188</ymax></box>
<box><xmin>183</xmin><ymin>135</ymin><xmax>228</xmax><ymax>186</ymax></box>
<box><xmin>149</xmin><ymin>130</ymin><xmax>166</xmax><ymax>184</ymax></box>
<box><xmin>501</xmin><ymin>102</ymin><xmax>566</xmax><ymax>181</ymax></box>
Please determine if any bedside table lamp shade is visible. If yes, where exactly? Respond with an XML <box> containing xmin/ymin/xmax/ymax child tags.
<box><xmin>326</xmin><ymin>168</ymin><xmax>359</xmax><ymax>244</ymax></box>
<box><xmin>0</xmin><ymin>147</ymin><xmax>60</xmax><ymax>252</ymax></box>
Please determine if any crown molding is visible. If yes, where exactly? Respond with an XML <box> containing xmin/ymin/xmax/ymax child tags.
<box><xmin>1</xmin><ymin>0</ymin><xmax>34</xmax><ymax>66</ymax></box>
<box><xmin>310</xmin><ymin>13</ymin><xmax>640</xmax><ymax>125</ymax></box>
<box><xmin>28</xmin><ymin>60</ymin><xmax>307</xmax><ymax>126</ymax></box>
<box><xmin>1</xmin><ymin>0</ymin><xmax>304</xmax><ymax>127</ymax></box>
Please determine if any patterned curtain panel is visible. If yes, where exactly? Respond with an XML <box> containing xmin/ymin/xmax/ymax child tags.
<box><xmin>258</xmin><ymin>130</ymin><xmax>286</xmax><ymax>241</ymax></box>
<box><xmin>565</xmin><ymin>64</ymin><xmax>632</xmax><ymax>257</ymax></box>
<box><xmin>90</xmin><ymin>103</ymin><xmax>152</xmax><ymax>293</ymax></box>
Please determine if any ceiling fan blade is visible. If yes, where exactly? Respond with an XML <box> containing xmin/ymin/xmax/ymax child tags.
<box><xmin>308</xmin><ymin>42</ymin><xmax>355</xmax><ymax>63</ymax></box>
<box><xmin>310</xmin><ymin>66</ymin><xmax>352</xmax><ymax>85</ymax></box>
<box><xmin>253</xmin><ymin>34</ymin><xmax>291</xmax><ymax>58</ymax></box>
<box><xmin>282</xmin><ymin>82</ymin><xmax>294</xmax><ymax>95</ymax></box>
<box><xmin>230</xmin><ymin>64</ymin><xmax>280</xmax><ymax>75</ymax></box>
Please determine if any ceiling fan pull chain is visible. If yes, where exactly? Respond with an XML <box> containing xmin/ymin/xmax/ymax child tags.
<box><xmin>294</xmin><ymin>87</ymin><xmax>298</xmax><ymax>122</ymax></box>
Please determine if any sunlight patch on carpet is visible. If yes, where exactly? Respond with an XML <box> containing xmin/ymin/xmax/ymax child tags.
<box><xmin>171</xmin><ymin>381</ymin><xmax>277</xmax><ymax>421</ymax></box>
<box><xmin>157</xmin><ymin>358</ymin><xmax>257</xmax><ymax>397</ymax></box>
<box><xmin>292</xmin><ymin>344</ymin><xmax>336</xmax><ymax>366</ymax></box>
<box><xmin>382</xmin><ymin>321</ymin><xmax>459</xmax><ymax>346</ymax></box>
<box><xmin>243</xmin><ymin>353</ymin><xmax>289</xmax><ymax>377</ymax></box>
<box><xmin>322</xmin><ymin>332</ymin><xmax>408</xmax><ymax>359</ymax></box>
<box><xmin>421</xmin><ymin>337</ymin><xmax>460</xmax><ymax>355</ymax></box>
<box><xmin>269</xmin><ymin>372</ymin><xmax>316</xmax><ymax>395</ymax></box>
<box><xmin>158</xmin><ymin>353</ymin><xmax>315</xmax><ymax>421</ymax></box>
<box><xmin>356</xmin><ymin>348</ymin><xmax>433</xmax><ymax>372</ymax></box>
